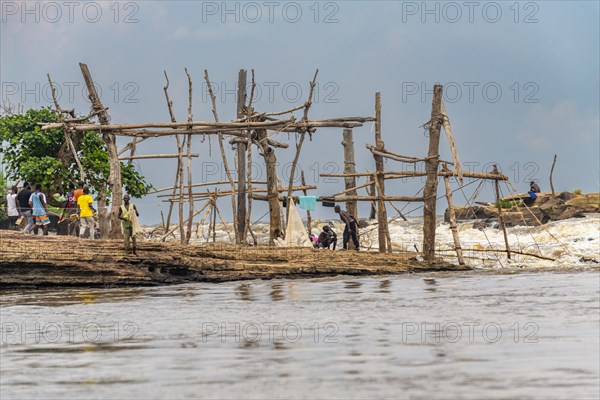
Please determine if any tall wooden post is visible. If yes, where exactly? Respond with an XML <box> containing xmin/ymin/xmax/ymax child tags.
<box><xmin>236</xmin><ymin>69</ymin><xmax>247</xmax><ymax>243</ymax></box>
<box><xmin>493</xmin><ymin>164</ymin><xmax>511</xmax><ymax>259</ymax></box>
<box><xmin>373</xmin><ymin>92</ymin><xmax>391</xmax><ymax>253</ymax></box>
<box><xmin>79</xmin><ymin>63</ymin><xmax>122</xmax><ymax>239</ymax></box>
<box><xmin>342</xmin><ymin>129</ymin><xmax>358</xmax><ymax>222</ymax></box>
<box><xmin>550</xmin><ymin>154</ymin><xmax>557</xmax><ymax>196</ymax></box>
<box><xmin>442</xmin><ymin>164</ymin><xmax>465</xmax><ymax>265</ymax></box>
<box><xmin>422</xmin><ymin>84</ymin><xmax>444</xmax><ymax>262</ymax></box>
<box><xmin>256</xmin><ymin>129</ymin><xmax>282</xmax><ymax>244</ymax></box>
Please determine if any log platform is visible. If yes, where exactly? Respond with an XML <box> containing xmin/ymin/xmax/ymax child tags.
<box><xmin>0</xmin><ymin>232</ymin><xmax>469</xmax><ymax>289</ymax></box>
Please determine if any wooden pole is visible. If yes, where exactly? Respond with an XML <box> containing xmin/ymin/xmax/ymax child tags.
<box><xmin>372</xmin><ymin>172</ymin><xmax>392</xmax><ymax>252</ymax></box>
<box><xmin>47</xmin><ymin>74</ymin><xmax>86</xmax><ymax>181</ymax></box>
<box><xmin>550</xmin><ymin>154</ymin><xmax>557</xmax><ymax>196</ymax></box>
<box><xmin>368</xmin><ymin>181</ymin><xmax>377</xmax><ymax>219</ymax></box>
<box><xmin>177</xmin><ymin>135</ymin><xmax>186</xmax><ymax>244</ymax></box>
<box><xmin>440</xmin><ymin>100</ymin><xmax>464</xmax><ymax>185</ymax></box>
<box><xmin>162</xmin><ymin>71</ymin><xmax>181</xmax><ymax>233</ymax></box>
<box><xmin>300</xmin><ymin>170</ymin><xmax>312</xmax><ymax>232</ymax></box>
<box><xmin>422</xmin><ymin>84</ymin><xmax>444</xmax><ymax>262</ymax></box>
<box><xmin>160</xmin><ymin>200</ymin><xmax>211</xmax><ymax>242</ymax></box>
<box><xmin>118</xmin><ymin>153</ymin><xmax>199</xmax><ymax>160</ymax></box>
<box><xmin>244</xmin><ymin>70</ymin><xmax>257</xmax><ymax>245</ymax></box>
<box><xmin>212</xmin><ymin>196</ymin><xmax>217</xmax><ymax>243</ymax></box>
<box><xmin>256</xmin><ymin>128</ymin><xmax>282</xmax><ymax>244</ymax></box>
<box><xmin>204</xmin><ymin>70</ymin><xmax>238</xmax><ymax>243</ymax></box>
<box><xmin>285</xmin><ymin>70</ymin><xmax>318</xmax><ymax>226</ymax></box>
<box><xmin>184</xmin><ymin>68</ymin><xmax>194</xmax><ymax>245</ymax></box>
<box><xmin>342</xmin><ymin>129</ymin><xmax>358</xmax><ymax>222</ymax></box>
<box><xmin>373</xmin><ymin>92</ymin><xmax>391</xmax><ymax>253</ymax></box>
<box><xmin>79</xmin><ymin>63</ymin><xmax>122</xmax><ymax>239</ymax></box>
<box><xmin>442</xmin><ymin>164</ymin><xmax>465</xmax><ymax>265</ymax></box>
<box><xmin>493</xmin><ymin>164</ymin><xmax>511</xmax><ymax>259</ymax></box>
<box><xmin>320</xmin><ymin>170</ymin><xmax>508</xmax><ymax>180</ymax></box>
<box><xmin>236</xmin><ymin>69</ymin><xmax>247</xmax><ymax>243</ymax></box>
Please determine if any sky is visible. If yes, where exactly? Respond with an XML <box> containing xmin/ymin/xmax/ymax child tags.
<box><xmin>1</xmin><ymin>0</ymin><xmax>599</xmax><ymax>225</ymax></box>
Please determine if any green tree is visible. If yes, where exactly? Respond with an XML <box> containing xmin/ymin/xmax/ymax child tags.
<box><xmin>0</xmin><ymin>108</ymin><xmax>153</xmax><ymax>198</ymax></box>
<box><xmin>0</xmin><ymin>107</ymin><xmax>153</xmax><ymax>236</ymax></box>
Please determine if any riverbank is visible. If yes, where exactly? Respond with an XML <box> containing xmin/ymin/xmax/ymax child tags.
<box><xmin>0</xmin><ymin>232</ymin><xmax>467</xmax><ymax>289</ymax></box>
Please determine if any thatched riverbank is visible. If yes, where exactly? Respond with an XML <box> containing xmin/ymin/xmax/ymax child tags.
<box><xmin>0</xmin><ymin>232</ymin><xmax>469</xmax><ymax>289</ymax></box>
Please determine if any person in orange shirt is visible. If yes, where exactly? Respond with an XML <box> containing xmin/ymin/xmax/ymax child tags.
<box><xmin>73</xmin><ymin>181</ymin><xmax>84</xmax><ymax>202</ymax></box>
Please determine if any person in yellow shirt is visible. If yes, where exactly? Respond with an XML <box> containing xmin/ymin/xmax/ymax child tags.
<box><xmin>77</xmin><ymin>188</ymin><xmax>96</xmax><ymax>240</ymax></box>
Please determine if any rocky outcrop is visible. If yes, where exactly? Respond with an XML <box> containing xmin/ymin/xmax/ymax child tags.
<box><xmin>445</xmin><ymin>192</ymin><xmax>599</xmax><ymax>227</ymax></box>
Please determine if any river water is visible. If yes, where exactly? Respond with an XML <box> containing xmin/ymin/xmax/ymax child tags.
<box><xmin>1</xmin><ymin>269</ymin><xmax>599</xmax><ymax>399</ymax></box>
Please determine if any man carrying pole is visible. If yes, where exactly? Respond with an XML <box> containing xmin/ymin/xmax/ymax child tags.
<box><xmin>334</xmin><ymin>205</ymin><xmax>359</xmax><ymax>251</ymax></box>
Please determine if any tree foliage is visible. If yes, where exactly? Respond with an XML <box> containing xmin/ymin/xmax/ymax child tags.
<box><xmin>0</xmin><ymin>108</ymin><xmax>153</xmax><ymax>198</ymax></box>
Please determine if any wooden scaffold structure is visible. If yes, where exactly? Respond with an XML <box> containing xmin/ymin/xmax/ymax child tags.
<box><xmin>318</xmin><ymin>85</ymin><xmax>513</xmax><ymax>262</ymax></box>
<box><xmin>42</xmin><ymin>64</ymin><xmax>374</xmax><ymax>245</ymax></box>
<box><xmin>43</xmin><ymin>66</ymin><xmax>541</xmax><ymax>264</ymax></box>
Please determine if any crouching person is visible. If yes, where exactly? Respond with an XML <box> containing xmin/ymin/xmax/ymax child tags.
<box><xmin>118</xmin><ymin>195</ymin><xmax>141</xmax><ymax>255</ymax></box>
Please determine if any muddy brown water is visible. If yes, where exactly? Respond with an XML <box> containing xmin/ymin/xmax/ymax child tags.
<box><xmin>1</xmin><ymin>270</ymin><xmax>599</xmax><ymax>399</ymax></box>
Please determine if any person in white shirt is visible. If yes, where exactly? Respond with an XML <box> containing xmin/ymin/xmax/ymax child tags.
<box><xmin>6</xmin><ymin>186</ymin><xmax>19</xmax><ymax>229</ymax></box>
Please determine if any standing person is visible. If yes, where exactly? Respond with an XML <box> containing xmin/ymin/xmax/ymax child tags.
<box><xmin>5</xmin><ymin>187</ymin><xmax>19</xmax><ymax>229</ymax></box>
<box><xmin>17</xmin><ymin>182</ymin><xmax>34</xmax><ymax>234</ymax></box>
<box><xmin>59</xmin><ymin>184</ymin><xmax>78</xmax><ymax>235</ymax></box>
<box><xmin>317</xmin><ymin>225</ymin><xmax>337</xmax><ymax>250</ymax></box>
<box><xmin>118</xmin><ymin>195</ymin><xmax>141</xmax><ymax>255</ymax></box>
<box><xmin>29</xmin><ymin>184</ymin><xmax>50</xmax><ymax>235</ymax></box>
<box><xmin>77</xmin><ymin>188</ymin><xmax>96</xmax><ymax>240</ymax></box>
<box><xmin>73</xmin><ymin>181</ymin><xmax>84</xmax><ymax>202</ymax></box>
<box><xmin>334</xmin><ymin>205</ymin><xmax>359</xmax><ymax>251</ymax></box>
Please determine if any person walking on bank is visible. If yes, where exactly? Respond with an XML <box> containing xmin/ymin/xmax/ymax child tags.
<box><xmin>6</xmin><ymin>186</ymin><xmax>19</xmax><ymax>229</ymax></box>
<box><xmin>29</xmin><ymin>184</ymin><xmax>50</xmax><ymax>235</ymax></box>
<box><xmin>118</xmin><ymin>194</ymin><xmax>141</xmax><ymax>255</ymax></box>
<box><xmin>334</xmin><ymin>205</ymin><xmax>360</xmax><ymax>251</ymax></box>
<box><xmin>77</xmin><ymin>188</ymin><xmax>96</xmax><ymax>240</ymax></box>
<box><xmin>17</xmin><ymin>182</ymin><xmax>34</xmax><ymax>234</ymax></box>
